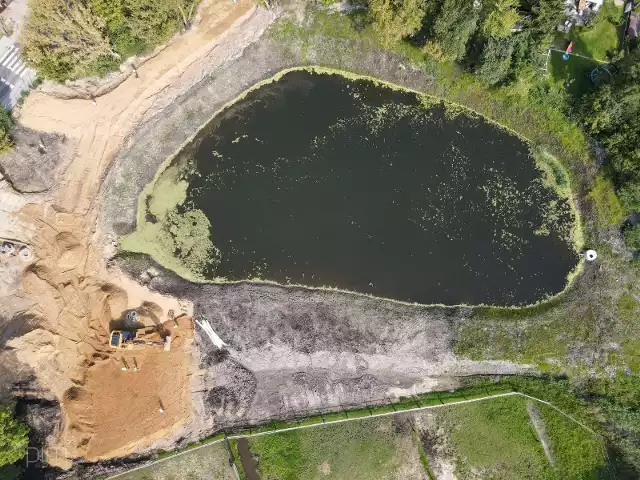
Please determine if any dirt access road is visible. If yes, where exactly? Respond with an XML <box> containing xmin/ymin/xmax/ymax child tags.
<box><xmin>0</xmin><ymin>0</ymin><xmax>273</xmax><ymax>468</ymax></box>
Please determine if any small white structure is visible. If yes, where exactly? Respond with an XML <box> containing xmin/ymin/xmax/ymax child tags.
<box><xmin>585</xmin><ymin>249</ymin><xmax>598</xmax><ymax>261</ymax></box>
<box><xmin>195</xmin><ymin>319</ymin><xmax>228</xmax><ymax>349</ymax></box>
<box><xmin>163</xmin><ymin>335</ymin><xmax>172</xmax><ymax>351</ymax></box>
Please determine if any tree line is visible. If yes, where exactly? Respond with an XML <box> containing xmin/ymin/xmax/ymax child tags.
<box><xmin>21</xmin><ymin>0</ymin><xmax>200</xmax><ymax>81</ymax></box>
<box><xmin>369</xmin><ymin>0</ymin><xmax>640</xmax><ymax>250</ymax></box>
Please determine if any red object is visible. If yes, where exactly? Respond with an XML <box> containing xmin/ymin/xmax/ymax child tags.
<box><xmin>565</xmin><ymin>41</ymin><xmax>574</xmax><ymax>54</ymax></box>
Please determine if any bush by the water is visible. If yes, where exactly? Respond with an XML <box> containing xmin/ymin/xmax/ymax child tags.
<box><xmin>0</xmin><ymin>406</ymin><xmax>29</xmax><ymax>467</ymax></box>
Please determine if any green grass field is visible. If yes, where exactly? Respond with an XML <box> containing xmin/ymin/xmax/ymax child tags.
<box><xmin>433</xmin><ymin>396</ymin><xmax>554</xmax><ymax>479</ymax></box>
<box><xmin>549</xmin><ymin>0</ymin><xmax>623</xmax><ymax>95</ymax></box>
<box><xmin>539</xmin><ymin>404</ymin><xmax>609</xmax><ymax>479</ymax></box>
<box><xmin>549</xmin><ymin>49</ymin><xmax>600</xmax><ymax>96</ymax></box>
<box><xmin>246</xmin><ymin>417</ymin><xmax>426</xmax><ymax>480</ymax></box>
<box><xmin>415</xmin><ymin>395</ymin><xmax>607</xmax><ymax>479</ymax></box>
<box><xmin>569</xmin><ymin>0</ymin><xmax>623</xmax><ymax>60</ymax></box>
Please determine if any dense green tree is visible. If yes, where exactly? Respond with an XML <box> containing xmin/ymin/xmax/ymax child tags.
<box><xmin>0</xmin><ymin>406</ymin><xmax>28</xmax><ymax>467</ymax></box>
<box><xmin>22</xmin><ymin>0</ymin><xmax>112</xmax><ymax>81</ymax></box>
<box><xmin>482</xmin><ymin>0</ymin><xmax>520</xmax><ymax>38</ymax></box>
<box><xmin>424</xmin><ymin>0</ymin><xmax>480</xmax><ymax>60</ymax></box>
<box><xmin>22</xmin><ymin>0</ymin><xmax>199</xmax><ymax>80</ymax></box>
<box><xmin>369</xmin><ymin>0</ymin><xmax>426</xmax><ymax>46</ymax></box>
<box><xmin>531</xmin><ymin>0</ymin><xmax>566</xmax><ymax>39</ymax></box>
<box><xmin>478</xmin><ymin>36</ymin><xmax>515</xmax><ymax>85</ymax></box>
<box><xmin>619</xmin><ymin>183</ymin><xmax>640</xmax><ymax>212</ymax></box>
<box><xmin>581</xmin><ymin>53</ymin><xmax>640</xmax><ymax>212</ymax></box>
<box><xmin>90</xmin><ymin>0</ymin><xmax>196</xmax><ymax>57</ymax></box>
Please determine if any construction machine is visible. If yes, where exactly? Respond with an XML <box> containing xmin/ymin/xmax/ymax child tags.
<box><xmin>109</xmin><ymin>327</ymin><xmax>172</xmax><ymax>351</ymax></box>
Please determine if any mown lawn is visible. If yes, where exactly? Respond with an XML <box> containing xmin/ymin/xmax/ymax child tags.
<box><xmin>417</xmin><ymin>395</ymin><xmax>608</xmax><ymax>479</ymax></box>
<box><xmin>549</xmin><ymin>0</ymin><xmax>622</xmax><ymax>95</ymax></box>
<box><xmin>549</xmin><ymin>49</ymin><xmax>600</xmax><ymax>96</ymax></box>
<box><xmin>247</xmin><ymin>417</ymin><xmax>425</xmax><ymax>480</ymax></box>
<box><xmin>569</xmin><ymin>0</ymin><xmax>623</xmax><ymax>60</ymax></box>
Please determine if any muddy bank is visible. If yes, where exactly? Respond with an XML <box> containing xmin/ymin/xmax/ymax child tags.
<box><xmin>113</xmin><ymin>254</ymin><xmax>532</xmax><ymax>455</ymax></box>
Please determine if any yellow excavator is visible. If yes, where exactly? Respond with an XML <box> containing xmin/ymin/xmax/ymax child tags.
<box><xmin>109</xmin><ymin>327</ymin><xmax>172</xmax><ymax>351</ymax></box>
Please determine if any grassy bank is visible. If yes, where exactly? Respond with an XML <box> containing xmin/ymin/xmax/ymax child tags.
<box><xmin>112</xmin><ymin>378</ymin><xmax>608</xmax><ymax>480</ymax></box>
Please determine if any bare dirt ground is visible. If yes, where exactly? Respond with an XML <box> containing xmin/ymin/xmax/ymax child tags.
<box><xmin>0</xmin><ymin>1</ymin><xmax>537</xmax><ymax>474</ymax></box>
<box><xmin>0</xmin><ymin>0</ymin><xmax>271</xmax><ymax>469</ymax></box>
<box><xmin>60</xmin><ymin>318</ymin><xmax>193</xmax><ymax>463</ymax></box>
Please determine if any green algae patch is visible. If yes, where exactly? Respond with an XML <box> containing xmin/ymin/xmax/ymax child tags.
<box><xmin>120</xmin><ymin>161</ymin><xmax>219</xmax><ymax>281</ymax></box>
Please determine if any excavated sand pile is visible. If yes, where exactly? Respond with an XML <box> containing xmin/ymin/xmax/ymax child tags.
<box><xmin>0</xmin><ymin>0</ymin><xmax>266</xmax><ymax>468</ymax></box>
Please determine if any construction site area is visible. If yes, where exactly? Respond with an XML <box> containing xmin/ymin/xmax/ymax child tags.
<box><xmin>0</xmin><ymin>0</ymin><xmax>612</xmax><ymax>477</ymax></box>
<box><xmin>0</xmin><ymin>0</ymin><xmax>535</xmax><ymax>473</ymax></box>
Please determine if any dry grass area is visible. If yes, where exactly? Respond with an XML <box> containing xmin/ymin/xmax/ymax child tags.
<box><xmin>116</xmin><ymin>443</ymin><xmax>236</xmax><ymax>480</ymax></box>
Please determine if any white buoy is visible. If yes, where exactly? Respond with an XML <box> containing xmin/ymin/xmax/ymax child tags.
<box><xmin>585</xmin><ymin>249</ymin><xmax>597</xmax><ymax>262</ymax></box>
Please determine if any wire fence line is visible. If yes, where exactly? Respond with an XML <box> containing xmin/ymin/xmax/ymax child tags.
<box><xmin>548</xmin><ymin>47</ymin><xmax>608</xmax><ymax>64</ymax></box>
<box><xmin>105</xmin><ymin>391</ymin><xmax>602</xmax><ymax>480</ymax></box>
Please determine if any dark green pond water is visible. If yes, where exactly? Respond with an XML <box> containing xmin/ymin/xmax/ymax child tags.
<box><xmin>177</xmin><ymin>70</ymin><xmax>577</xmax><ymax>305</ymax></box>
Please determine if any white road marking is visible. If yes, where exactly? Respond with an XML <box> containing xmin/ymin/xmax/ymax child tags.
<box><xmin>1</xmin><ymin>77</ymin><xmax>14</xmax><ymax>90</ymax></box>
<box><xmin>9</xmin><ymin>58</ymin><xmax>23</xmax><ymax>72</ymax></box>
<box><xmin>0</xmin><ymin>46</ymin><xmax>16</xmax><ymax>65</ymax></box>
<box><xmin>2</xmin><ymin>50</ymin><xmax>17</xmax><ymax>68</ymax></box>
<box><xmin>6</xmin><ymin>56</ymin><xmax>20</xmax><ymax>70</ymax></box>
<box><xmin>14</xmin><ymin>64</ymin><xmax>25</xmax><ymax>77</ymax></box>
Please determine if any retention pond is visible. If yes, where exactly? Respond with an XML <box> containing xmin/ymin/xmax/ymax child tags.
<box><xmin>123</xmin><ymin>69</ymin><xmax>579</xmax><ymax>306</ymax></box>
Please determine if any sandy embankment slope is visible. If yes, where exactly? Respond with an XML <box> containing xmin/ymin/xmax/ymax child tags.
<box><xmin>2</xmin><ymin>0</ymin><xmax>274</xmax><ymax>467</ymax></box>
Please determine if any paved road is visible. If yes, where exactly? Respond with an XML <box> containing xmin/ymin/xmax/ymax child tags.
<box><xmin>0</xmin><ymin>35</ymin><xmax>36</xmax><ymax>109</ymax></box>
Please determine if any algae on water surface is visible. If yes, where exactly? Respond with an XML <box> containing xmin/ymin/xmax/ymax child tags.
<box><xmin>120</xmin><ymin>162</ymin><xmax>220</xmax><ymax>281</ymax></box>
<box><xmin>121</xmin><ymin>69</ymin><xmax>579</xmax><ymax>306</ymax></box>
